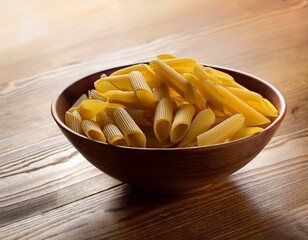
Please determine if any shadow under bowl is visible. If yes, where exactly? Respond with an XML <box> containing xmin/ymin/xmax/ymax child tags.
<box><xmin>51</xmin><ymin>64</ymin><xmax>287</xmax><ymax>195</ymax></box>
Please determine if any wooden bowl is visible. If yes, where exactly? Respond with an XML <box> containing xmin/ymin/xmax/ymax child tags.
<box><xmin>51</xmin><ymin>64</ymin><xmax>287</xmax><ymax>195</ymax></box>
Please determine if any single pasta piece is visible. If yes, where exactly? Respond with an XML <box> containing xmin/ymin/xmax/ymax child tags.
<box><xmin>151</xmin><ymin>60</ymin><xmax>197</xmax><ymax>104</ymax></box>
<box><xmin>110</xmin><ymin>64</ymin><xmax>160</xmax><ymax>88</ymax></box>
<box><xmin>156</xmin><ymin>54</ymin><xmax>177</xmax><ymax>60</ymax></box>
<box><xmin>96</xmin><ymin>111</ymin><xmax>114</xmax><ymax>128</ymax></box>
<box><xmin>72</xmin><ymin>94</ymin><xmax>88</xmax><ymax>108</ymax></box>
<box><xmin>154</xmin><ymin>83</ymin><xmax>169</xmax><ymax>103</ymax></box>
<box><xmin>129</xmin><ymin>71</ymin><xmax>155</xmax><ymax>107</ymax></box>
<box><xmin>102</xmin><ymin>90</ymin><xmax>143</xmax><ymax>109</ymax></box>
<box><xmin>232</xmin><ymin>127</ymin><xmax>264</xmax><ymax>140</ymax></box>
<box><xmin>76</xmin><ymin>99</ymin><xmax>122</xmax><ymax>120</ymax></box>
<box><xmin>94</xmin><ymin>79</ymin><xmax>119</xmax><ymax>94</ymax></box>
<box><xmin>88</xmin><ymin>89</ymin><xmax>107</xmax><ymax>101</ymax></box>
<box><xmin>153</xmin><ymin>97</ymin><xmax>175</xmax><ymax>142</ymax></box>
<box><xmin>151</xmin><ymin>57</ymin><xmax>197</xmax><ymax>74</ymax></box>
<box><xmin>113</xmin><ymin>107</ymin><xmax>146</xmax><ymax>148</ymax></box>
<box><xmin>81</xmin><ymin>119</ymin><xmax>106</xmax><ymax>142</ymax></box>
<box><xmin>65</xmin><ymin>110</ymin><xmax>83</xmax><ymax>134</ymax></box>
<box><xmin>197</xmin><ymin>114</ymin><xmax>245</xmax><ymax>146</ymax></box>
<box><xmin>178</xmin><ymin>108</ymin><xmax>215</xmax><ymax>147</ymax></box>
<box><xmin>170</xmin><ymin>104</ymin><xmax>195</xmax><ymax>143</ymax></box>
<box><xmin>96</xmin><ymin>74</ymin><xmax>132</xmax><ymax>91</ymax></box>
<box><xmin>126</xmin><ymin>109</ymin><xmax>153</xmax><ymax>127</ymax></box>
<box><xmin>102</xmin><ymin>123</ymin><xmax>128</xmax><ymax>146</ymax></box>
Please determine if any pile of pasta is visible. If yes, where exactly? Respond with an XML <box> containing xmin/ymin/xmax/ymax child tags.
<box><xmin>65</xmin><ymin>54</ymin><xmax>278</xmax><ymax>148</ymax></box>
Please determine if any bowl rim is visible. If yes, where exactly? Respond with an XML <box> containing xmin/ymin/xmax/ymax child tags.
<box><xmin>51</xmin><ymin>63</ymin><xmax>287</xmax><ymax>151</ymax></box>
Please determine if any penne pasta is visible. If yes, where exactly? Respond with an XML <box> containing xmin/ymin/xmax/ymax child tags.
<box><xmin>126</xmin><ymin>109</ymin><xmax>153</xmax><ymax>127</ymax></box>
<box><xmin>96</xmin><ymin>111</ymin><xmax>114</xmax><ymax>128</ymax></box>
<box><xmin>102</xmin><ymin>123</ymin><xmax>128</xmax><ymax>146</ymax></box>
<box><xmin>151</xmin><ymin>57</ymin><xmax>196</xmax><ymax>74</ymax></box>
<box><xmin>65</xmin><ymin>110</ymin><xmax>83</xmax><ymax>134</ymax></box>
<box><xmin>76</xmin><ymin>99</ymin><xmax>122</xmax><ymax>121</ymax></box>
<box><xmin>153</xmin><ymin>97</ymin><xmax>175</xmax><ymax>142</ymax></box>
<box><xmin>231</xmin><ymin>126</ymin><xmax>264</xmax><ymax>140</ymax></box>
<box><xmin>129</xmin><ymin>71</ymin><xmax>155</xmax><ymax>107</ymax></box>
<box><xmin>96</xmin><ymin>74</ymin><xmax>132</xmax><ymax>91</ymax></box>
<box><xmin>154</xmin><ymin>83</ymin><xmax>169</xmax><ymax>103</ymax></box>
<box><xmin>197</xmin><ymin>114</ymin><xmax>245</xmax><ymax>146</ymax></box>
<box><xmin>194</xmin><ymin>63</ymin><xmax>222</xmax><ymax>85</ymax></box>
<box><xmin>113</xmin><ymin>107</ymin><xmax>146</xmax><ymax>148</ymax></box>
<box><xmin>151</xmin><ymin>60</ymin><xmax>197</xmax><ymax>104</ymax></box>
<box><xmin>178</xmin><ymin>108</ymin><xmax>215</xmax><ymax>147</ymax></box>
<box><xmin>81</xmin><ymin>119</ymin><xmax>106</xmax><ymax>142</ymax></box>
<box><xmin>170</xmin><ymin>104</ymin><xmax>195</xmax><ymax>143</ymax></box>
<box><xmin>156</xmin><ymin>53</ymin><xmax>177</xmax><ymax>60</ymax></box>
<box><xmin>102</xmin><ymin>90</ymin><xmax>143</xmax><ymax>109</ymax></box>
<box><xmin>88</xmin><ymin>89</ymin><xmax>107</xmax><ymax>101</ymax></box>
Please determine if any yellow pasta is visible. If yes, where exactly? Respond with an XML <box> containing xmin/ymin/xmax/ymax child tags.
<box><xmin>156</xmin><ymin>54</ymin><xmax>177</xmax><ymax>60</ymax></box>
<box><xmin>150</xmin><ymin>57</ymin><xmax>196</xmax><ymax>74</ymax></box>
<box><xmin>153</xmin><ymin>97</ymin><xmax>175</xmax><ymax>142</ymax></box>
<box><xmin>178</xmin><ymin>108</ymin><xmax>215</xmax><ymax>147</ymax></box>
<box><xmin>129</xmin><ymin>71</ymin><xmax>155</xmax><ymax>107</ymax></box>
<box><xmin>151</xmin><ymin>60</ymin><xmax>197</xmax><ymax>104</ymax></box>
<box><xmin>96</xmin><ymin>111</ymin><xmax>114</xmax><ymax>128</ymax></box>
<box><xmin>65</xmin><ymin>110</ymin><xmax>83</xmax><ymax>134</ymax></box>
<box><xmin>113</xmin><ymin>107</ymin><xmax>146</xmax><ymax>148</ymax></box>
<box><xmin>66</xmin><ymin>54</ymin><xmax>279</xmax><ymax>148</ymax></box>
<box><xmin>197</xmin><ymin>114</ymin><xmax>245</xmax><ymax>146</ymax></box>
<box><xmin>170</xmin><ymin>104</ymin><xmax>195</xmax><ymax>143</ymax></box>
<box><xmin>231</xmin><ymin>127</ymin><xmax>264</xmax><ymax>140</ymax></box>
<box><xmin>96</xmin><ymin>74</ymin><xmax>132</xmax><ymax>91</ymax></box>
<box><xmin>126</xmin><ymin>109</ymin><xmax>153</xmax><ymax>127</ymax></box>
<box><xmin>81</xmin><ymin>119</ymin><xmax>106</xmax><ymax>142</ymax></box>
<box><xmin>154</xmin><ymin>83</ymin><xmax>169</xmax><ymax>103</ymax></box>
<box><xmin>88</xmin><ymin>89</ymin><xmax>107</xmax><ymax>101</ymax></box>
<box><xmin>76</xmin><ymin>99</ymin><xmax>122</xmax><ymax>120</ymax></box>
<box><xmin>102</xmin><ymin>123</ymin><xmax>128</xmax><ymax>146</ymax></box>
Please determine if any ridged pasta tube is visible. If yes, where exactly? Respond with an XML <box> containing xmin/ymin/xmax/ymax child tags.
<box><xmin>65</xmin><ymin>110</ymin><xmax>83</xmax><ymax>134</ymax></box>
<box><xmin>150</xmin><ymin>58</ymin><xmax>196</xmax><ymax>74</ymax></box>
<box><xmin>170</xmin><ymin>104</ymin><xmax>195</xmax><ymax>143</ymax></box>
<box><xmin>113</xmin><ymin>107</ymin><xmax>146</xmax><ymax>148</ymax></box>
<box><xmin>72</xmin><ymin>94</ymin><xmax>88</xmax><ymax>108</ymax></box>
<box><xmin>102</xmin><ymin>123</ymin><xmax>128</xmax><ymax>146</ymax></box>
<box><xmin>153</xmin><ymin>97</ymin><xmax>175</xmax><ymax>142</ymax></box>
<box><xmin>88</xmin><ymin>89</ymin><xmax>107</xmax><ymax>101</ymax></box>
<box><xmin>126</xmin><ymin>109</ymin><xmax>153</xmax><ymax>127</ymax></box>
<box><xmin>129</xmin><ymin>71</ymin><xmax>155</xmax><ymax>107</ymax></box>
<box><xmin>96</xmin><ymin>111</ymin><xmax>114</xmax><ymax>128</ymax></box>
<box><xmin>231</xmin><ymin>127</ymin><xmax>264</xmax><ymax>140</ymax></box>
<box><xmin>178</xmin><ymin>108</ymin><xmax>215</xmax><ymax>147</ymax></box>
<box><xmin>151</xmin><ymin>60</ymin><xmax>197</xmax><ymax>104</ymax></box>
<box><xmin>197</xmin><ymin>114</ymin><xmax>244</xmax><ymax>146</ymax></box>
<box><xmin>154</xmin><ymin>83</ymin><xmax>169</xmax><ymax>103</ymax></box>
<box><xmin>96</xmin><ymin>74</ymin><xmax>132</xmax><ymax>91</ymax></box>
<box><xmin>81</xmin><ymin>120</ymin><xmax>106</xmax><ymax>142</ymax></box>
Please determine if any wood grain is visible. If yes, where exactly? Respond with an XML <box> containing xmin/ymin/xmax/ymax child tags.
<box><xmin>0</xmin><ymin>0</ymin><xmax>307</xmax><ymax>239</ymax></box>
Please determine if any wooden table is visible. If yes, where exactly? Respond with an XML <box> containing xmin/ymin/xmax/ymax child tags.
<box><xmin>1</xmin><ymin>0</ymin><xmax>307</xmax><ymax>239</ymax></box>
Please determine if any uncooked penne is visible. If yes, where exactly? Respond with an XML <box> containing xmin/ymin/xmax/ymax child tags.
<box><xmin>197</xmin><ymin>114</ymin><xmax>244</xmax><ymax>146</ymax></box>
<box><xmin>194</xmin><ymin>63</ymin><xmax>222</xmax><ymax>85</ymax></box>
<box><xmin>81</xmin><ymin>119</ymin><xmax>106</xmax><ymax>142</ymax></box>
<box><xmin>88</xmin><ymin>89</ymin><xmax>107</xmax><ymax>101</ymax></box>
<box><xmin>72</xmin><ymin>94</ymin><xmax>88</xmax><ymax>108</ymax></box>
<box><xmin>129</xmin><ymin>71</ymin><xmax>155</xmax><ymax>107</ymax></box>
<box><xmin>102</xmin><ymin>90</ymin><xmax>142</xmax><ymax>109</ymax></box>
<box><xmin>65</xmin><ymin>110</ymin><xmax>83</xmax><ymax>134</ymax></box>
<box><xmin>153</xmin><ymin>97</ymin><xmax>175</xmax><ymax>142</ymax></box>
<box><xmin>126</xmin><ymin>109</ymin><xmax>153</xmax><ymax>127</ymax></box>
<box><xmin>151</xmin><ymin>60</ymin><xmax>197</xmax><ymax>104</ymax></box>
<box><xmin>170</xmin><ymin>104</ymin><xmax>195</xmax><ymax>143</ymax></box>
<box><xmin>154</xmin><ymin>83</ymin><xmax>169</xmax><ymax>103</ymax></box>
<box><xmin>151</xmin><ymin>57</ymin><xmax>196</xmax><ymax>74</ymax></box>
<box><xmin>156</xmin><ymin>54</ymin><xmax>177</xmax><ymax>60</ymax></box>
<box><xmin>102</xmin><ymin>123</ymin><xmax>128</xmax><ymax>146</ymax></box>
<box><xmin>96</xmin><ymin>111</ymin><xmax>114</xmax><ymax>128</ymax></box>
<box><xmin>178</xmin><ymin>108</ymin><xmax>215</xmax><ymax>147</ymax></box>
<box><xmin>231</xmin><ymin>126</ymin><xmax>264</xmax><ymax>140</ymax></box>
<box><xmin>113</xmin><ymin>107</ymin><xmax>146</xmax><ymax>148</ymax></box>
<box><xmin>97</xmin><ymin>74</ymin><xmax>132</xmax><ymax>91</ymax></box>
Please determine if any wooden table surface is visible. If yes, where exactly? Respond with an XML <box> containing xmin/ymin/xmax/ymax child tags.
<box><xmin>1</xmin><ymin>0</ymin><xmax>307</xmax><ymax>239</ymax></box>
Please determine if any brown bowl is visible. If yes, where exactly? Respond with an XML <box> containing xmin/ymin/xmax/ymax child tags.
<box><xmin>51</xmin><ymin>64</ymin><xmax>287</xmax><ymax>195</ymax></box>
